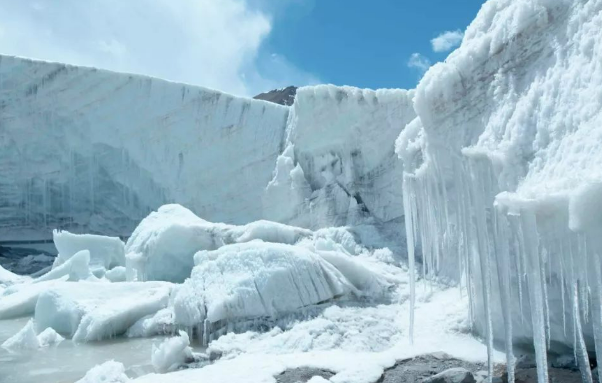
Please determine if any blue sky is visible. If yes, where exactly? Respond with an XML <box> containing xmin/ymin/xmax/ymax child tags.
<box><xmin>0</xmin><ymin>0</ymin><xmax>486</xmax><ymax>96</ymax></box>
<box><xmin>259</xmin><ymin>0</ymin><xmax>486</xmax><ymax>90</ymax></box>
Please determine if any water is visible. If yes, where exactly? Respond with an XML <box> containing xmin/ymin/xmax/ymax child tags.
<box><xmin>0</xmin><ymin>317</ymin><xmax>204</xmax><ymax>383</ymax></box>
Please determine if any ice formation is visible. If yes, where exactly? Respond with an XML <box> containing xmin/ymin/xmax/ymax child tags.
<box><xmin>151</xmin><ymin>331</ymin><xmax>194</xmax><ymax>373</ymax></box>
<box><xmin>397</xmin><ymin>0</ymin><xmax>602</xmax><ymax>382</ymax></box>
<box><xmin>0</xmin><ymin>56</ymin><xmax>411</xmax><ymax>246</ymax></box>
<box><xmin>1</xmin><ymin>319</ymin><xmax>64</xmax><ymax>350</ymax></box>
<box><xmin>34</xmin><ymin>281</ymin><xmax>173</xmax><ymax>341</ymax></box>
<box><xmin>53</xmin><ymin>230</ymin><xmax>125</xmax><ymax>269</ymax></box>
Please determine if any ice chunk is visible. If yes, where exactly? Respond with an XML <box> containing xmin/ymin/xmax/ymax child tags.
<box><xmin>0</xmin><ymin>280</ymin><xmax>61</xmax><ymax>319</ymax></box>
<box><xmin>105</xmin><ymin>266</ymin><xmax>127</xmax><ymax>282</ymax></box>
<box><xmin>1</xmin><ymin>319</ymin><xmax>40</xmax><ymax>350</ymax></box>
<box><xmin>125</xmin><ymin>204</ymin><xmax>227</xmax><ymax>283</ymax></box>
<box><xmin>33</xmin><ymin>281</ymin><xmax>172</xmax><ymax>341</ymax></box>
<box><xmin>34</xmin><ymin>249</ymin><xmax>96</xmax><ymax>283</ymax></box>
<box><xmin>76</xmin><ymin>360</ymin><xmax>130</xmax><ymax>383</ymax></box>
<box><xmin>53</xmin><ymin>230</ymin><xmax>125</xmax><ymax>270</ymax></box>
<box><xmin>37</xmin><ymin>327</ymin><xmax>65</xmax><ymax>347</ymax></box>
<box><xmin>126</xmin><ymin>308</ymin><xmax>175</xmax><ymax>338</ymax></box>
<box><xmin>174</xmin><ymin>241</ymin><xmax>350</xmax><ymax>331</ymax></box>
<box><xmin>151</xmin><ymin>331</ymin><xmax>193</xmax><ymax>373</ymax></box>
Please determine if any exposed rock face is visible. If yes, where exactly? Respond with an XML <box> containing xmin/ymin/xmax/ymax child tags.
<box><xmin>253</xmin><ymin>86</ymin><xmax>297</xmax><ymax>106</ymax></box>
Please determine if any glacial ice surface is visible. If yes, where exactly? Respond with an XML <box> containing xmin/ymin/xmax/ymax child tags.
<box><xmin>397</xmin><ymin>0</ymin><xmax>602</xmax><ymax>381</ymax></box>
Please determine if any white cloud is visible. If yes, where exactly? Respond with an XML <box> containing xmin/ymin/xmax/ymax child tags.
<box><xmin>431</xmin><ymin>30</ymin><xmax>464</xmax><ymax>53</ymax></box>
<box><xmin>0</xmin><ymin>0</ymin><xmax>318</xmax><ymax>96</ymax></box>
<box><xmin>407</xmin><ymin>53</ymin><xmax>431</xmax><ymax>74</ymax></box>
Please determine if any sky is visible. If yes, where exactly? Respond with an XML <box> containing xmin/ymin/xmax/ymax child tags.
<box><xmin>0</xmin><ymin>0</ymin><xmax>486</xmax><ymax>97</ymax></box>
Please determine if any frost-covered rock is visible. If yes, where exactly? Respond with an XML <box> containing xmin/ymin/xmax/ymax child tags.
<box><xmin>76</xmin><ymin>360</ymin><xmax>130</xmax><ymax>383</ymax></box>
<box><xmin>53</xmin><ymin>230</ymin><xmax>125</xmax><ymax>270</ymax></box>
<box><xmin>151</xmin><ymin>331</ymin><xmax>193</xmax><ymax>373</ymax></box>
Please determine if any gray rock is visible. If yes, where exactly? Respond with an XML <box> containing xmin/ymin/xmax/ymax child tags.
<box><xmin>275</xmin><ymin>367</ymin><xmax>334</xmax><ymax>383</ymax></box>
<box><xmin>253</xmin><ymin>86</ymin><xmax>297</xmax><ymax>106</ymax></box>
<box><xmin>515</xmin><ymin>354</ymin><xmax>537</xmax><ymax>370</ymax></box>
<box><xmin>423</xmin><ymin>368</ymin><xmax>476</xmax><ymax>383</ymax></box>
<box><xmin>550</xmin><ymin>354</ymin><xmax>578</xmax><ymax>371</ymax></box>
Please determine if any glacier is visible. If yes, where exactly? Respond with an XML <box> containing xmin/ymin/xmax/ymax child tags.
<box><xmin>0</xmin><ymin>56</ymin><xmax>412</xmax><ymax>246</ymax></box>
<box><xmin>1</xmin><ymin>0</ymin><xmax>602</xmax><ymax>381</ymax></box>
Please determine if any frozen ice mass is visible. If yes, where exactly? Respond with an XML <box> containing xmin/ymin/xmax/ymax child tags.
<box><xmin>1</xmin><ymin>0</ymin><xmax>602</xmax><ymax>382</ymax></box>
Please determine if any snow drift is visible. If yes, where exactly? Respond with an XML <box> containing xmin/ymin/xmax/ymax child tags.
<box><xmin>398</xmin><ymin>0</ymin><xmax>602</xmax><ymax>381</ymax></box>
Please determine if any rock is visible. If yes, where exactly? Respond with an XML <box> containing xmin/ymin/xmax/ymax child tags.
<box><xmin>423</xmin><ymin>367</ymin><xmax>476</xmax><ymax>383</ymax></box>
<box><xmin>275</xmin><ymin>367</ymin><xmax>334</xmax><ymax>383</ymax></box>
<box><xmin>515</xmin><ymin>354</ymin><xmax>537</xmax><ymax>370</ymax></box>
<box><xmin>550</xmin><ymin>354</ymin><xmax>578</xmax><ymax>371</ymax></box>
<box><xmin>501</xmin><ymin>367</ymin><xmax>583</xmax><ymax>383</ymax></box>
<box><xmin>253</xmin><ymin>86</ymin><xmax>297</xmax><ymax>106</ymax></box>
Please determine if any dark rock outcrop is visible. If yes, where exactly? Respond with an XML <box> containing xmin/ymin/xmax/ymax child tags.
<box><xmin>253</xmin><ymin>86</ymin><xmax>297</xmax><ymax>106</ymax></box>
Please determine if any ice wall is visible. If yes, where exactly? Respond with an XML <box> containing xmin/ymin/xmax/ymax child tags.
<box><xmin>0</xmin><ymin>55</ymin><xmax>289</xmax><ymax>240</ymax></box>
<box><xmin>265</xmin><ymin>85</ymin><xmax>415</xmax><ymax>245</ymax></box>
<box><xmin>399</xmin><ymin>0</ymin><xmax>602</xmax><ymax>381</ymax></box>
<box><xmin>0</xmin><ymin>57</ymin><xmax>414</xmax><ymax>247</ymax></box>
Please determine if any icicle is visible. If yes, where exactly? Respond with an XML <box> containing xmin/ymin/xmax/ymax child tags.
<box><xmin>402</xmin><ymin>173</ymin><xmax>416</xmax><ymax>344</ymax></box>
<box><xmin>590</xmin><ymin>243</ymin><xmax>602</xmax><ymax>380</ymax></box>
<box><xmin>572</xmin><ymin>281</ymin><xmax>593</xmax><ymax>383</ymax></box>
<box><xmin>519</xmin><ymin>211</ymin><xmax>549</xmax><ymax>383</ymax></box>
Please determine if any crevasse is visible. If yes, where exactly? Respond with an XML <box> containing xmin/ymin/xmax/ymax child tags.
<box><xmin>397</xmin><ymin>0</ymin><xmax>602</xmax><ymax>382</ymax></box>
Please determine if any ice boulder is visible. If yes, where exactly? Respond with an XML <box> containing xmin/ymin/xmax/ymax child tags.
<box><xmin>0</xmin><ymin>280</ymin><xmax>62</xmax><ymax>319</ymax></box>
<box><xmin>34</xmin><ymin>281</ymin><xmax>172</xmax><ymax>341</ymax></box>
<box><xmin>125</xmin><ymin>204</ymin><xmax>314</xmax><ymax>283</ymax></box>
<box><xmin>173</xmin><ymin>241</ymin><xmax>351</xmax><ymax>332</ymax></box>
<box><xmin>151</xmin><ymin>331</ymin><xmax>193</xmax><ymax>373</ymax></box>
<box><xmin>125</xmin><ymin>204</ymin><xmax>229</xmax><ymax>283</ymax></box>
<box><xmin>53</xmin><ymin>230</ymin><xmax>125</xmax><ymax>270</ymax></box>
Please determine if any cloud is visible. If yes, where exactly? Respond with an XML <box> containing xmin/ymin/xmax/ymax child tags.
<box><xmin>407</xmin><ymin>53</ymin><xmax>431</xmax><ymax>74</ymax></box>
<box><xmin>431</xmin><ymin>30</ymin><xmax>463</xmax><ymax>53</ymax></box>
<box><xmin>0</xmin><ymin>0</ymin><xmax>318</xmax><ymax>96</ymax></box>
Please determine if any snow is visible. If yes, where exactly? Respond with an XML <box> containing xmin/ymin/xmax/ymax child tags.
<box><xmin>151</xmin><ymin>331</ymin><xmax>193</xmax><ymax>373</ymax></box>
<box><xmin>0</xmin><ymin>264</ymin><xmax>27</xmax><ymax>286</ymax></box>
<box><xmin>53</xmin><ymin>230</ymin><xmax>125</xmax><ymax>270</ymax></box>
<box><xmin>397</xmin><ymin>0</ymin><xmax>602</xmax><ymax>381</ymax></box>
<box><xmin>75</xmin><ymin>360</ymin><xmax>130</xmax><ymax>383</ymax></box>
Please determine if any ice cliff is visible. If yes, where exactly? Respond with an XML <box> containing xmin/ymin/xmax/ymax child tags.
<box><xmin>0</xmin><ymin>57</ymin><xmax>413</xmax><ymax>245</ymax></box>
<box><xmin>398</xmin><ymin>0</ymin><xmax>602</xmax><ymax>381</ymax></box>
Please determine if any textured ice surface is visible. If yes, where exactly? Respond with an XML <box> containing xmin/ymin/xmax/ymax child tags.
<box><xmin>34</xmin><ymin>281</ymin><xmax>173</xmax><ymax>341</ymax></box>
<box><xmin>398</xmin><ymin>0</ymin><xmax>602</xmax><ymax>381</ymax></box>
<box><xmin>34</xmin><ymin>249</ymin><xmax>95</xmax><ymax>283</ymax></box>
